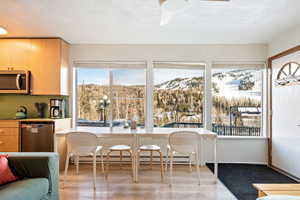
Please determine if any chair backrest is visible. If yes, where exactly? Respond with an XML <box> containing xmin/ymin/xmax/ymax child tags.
<box><xmin>168</xmin><ymin>131</ymin><xmax>201</xmax><ymax>154</ymax></box>
<box><xmin>66</xmin><ymin>132</ymin><xmax>99</xmax><ymax>155</ymax></box>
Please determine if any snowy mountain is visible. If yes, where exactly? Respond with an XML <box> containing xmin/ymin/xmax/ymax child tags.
<box><xmin>155</xmin><ymin>77</ymin><xmax>204</xmax><ymax>90</ymax></box>
<box><xmin>212</xmin><ymin>69</ymin><xmax>262</xmax><ymax>99</ymax></box>
<box><xmin>155</xmin><ymin>69</ymin><xmax>262</xmax><ymax>99</ymax></box>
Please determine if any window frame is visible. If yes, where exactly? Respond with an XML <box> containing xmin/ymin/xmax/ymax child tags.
<box><xmin>73</xmin><ymin>59</ymin><xmax>267</xmax><ymax>137</ymax></box>
<box><xmin>151</xmin><ymin>61</ymin><xmax>206</xmax><ymax>128</ymax></box>
<box><xmin>211</xmin><ymin>64</ymin><xmax>266</xmax><ymax>137</ymax></box>
<box><xmin>74</xmin><ymin>61</ymin><xmax>147</xmax><ymax>129</ymax></box>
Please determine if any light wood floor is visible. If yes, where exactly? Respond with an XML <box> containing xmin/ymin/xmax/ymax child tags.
<box><xmin>60</xmin><ymin>164</ymin><xmax>237</xmax><ymax>200</ymax></box>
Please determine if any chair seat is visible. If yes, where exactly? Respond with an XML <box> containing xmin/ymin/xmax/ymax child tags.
<box><xmin>72</xmin><ymin>145</ymin><xmax>102</xmax><ymax>156</ymax></box>
<box><xmin>109</xmin><ymin>145</ymin><xmax>131</xmax><ymax>151</ymax></box>
<box><xmin>139</xmin><ymin>145</ymin><xmax>161</xmax><ymax>151</ymax></box>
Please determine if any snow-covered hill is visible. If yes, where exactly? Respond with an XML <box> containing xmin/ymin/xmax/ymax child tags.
<box><xmin>155</xmin><ymin>69</ymin><xmax>262</xmax><ymax>99</ymax></box>
<box><xmin>155</xmin><ymin>77</ymin><xmax>204</xmax><ymax>90</ymax></box>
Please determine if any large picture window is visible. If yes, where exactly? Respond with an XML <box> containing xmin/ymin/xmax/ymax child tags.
<box><xmin>75</xmin><ymin>60</ymin><xmax>265</xmax><ymax>137</ymax></box>
<box><xmin>76</xmin><ymin>62</ymin><xmax>146</xmax><ymax>128</ymax></box>
<box><xmin>153</xmin><ymin>62</ymin><xmax>205</xmax><ymax>128</ymax></box>
<box><xmin>211</xmin><ymin>66</ymin><xmax>263</xmax><ymax>136</ymax></box>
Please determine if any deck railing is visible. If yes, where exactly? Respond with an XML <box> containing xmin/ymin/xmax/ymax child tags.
<box><xmin>162</xmin><ymin>122</ymin><xmax>261</xmax><ymax>136</ymax></box>
<box><xmin>77</xmin><ymin>120</ymin><xmax>261</xmax><ymax>136</ymax></box>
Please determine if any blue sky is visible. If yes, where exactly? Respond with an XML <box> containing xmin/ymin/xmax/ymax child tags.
<box><xmin>77</xmin><ymin>68</ymin><xmax>204</xmax><ymax>85</ymax></box>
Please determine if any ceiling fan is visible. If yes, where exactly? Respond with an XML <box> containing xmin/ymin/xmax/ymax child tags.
<box><xmin>159</xmin><ymin>0</ymin><xmax>230</xmax><ymax>26</ymax></box>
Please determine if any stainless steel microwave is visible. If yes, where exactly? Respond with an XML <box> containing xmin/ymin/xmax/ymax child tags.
<box><xmin>0</xmin><ymin>70</ymin><xmax>31</xmax><ymax>94</ymax></box>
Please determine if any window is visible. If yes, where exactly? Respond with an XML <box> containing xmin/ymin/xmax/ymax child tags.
<box><xmin>75</xmin><ymin>60</ymin><xmax>265</xmax><ymax>137</ymax></box>
<box><xmin>76</xmin><ymin>62</ymin><xmax>146</xmax><ymax>128</ymax></box>
<box><xmin>77</xmin><ymin>68</ymin><xmax>110</xmax><ymax>126</ymax></box>
<box><xmin>211</xmin><ymin>66</ymin><xmax>263</xmax><ymax>136</ymax></box>
<box><xmin>111</xmin><ymin>69</ymin><xmax>146</xmax><ymax>127</ymax></box>
<box><xmin>153</xmin><ymin>62</ymin><xmax>205</xmax><ymax>128</ymax></box>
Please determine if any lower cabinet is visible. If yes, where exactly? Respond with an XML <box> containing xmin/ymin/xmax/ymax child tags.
<box><xmin>0</xmin><ymin>121</ymin><xmax>20</xmax><ymax>152</ymax></box>
<box><xmin>0</xmin><ymin>118</ymin><xmax>71</xmax><ymax>153</ymax></box>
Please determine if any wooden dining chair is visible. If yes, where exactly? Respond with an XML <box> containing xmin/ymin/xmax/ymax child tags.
<box><xmin>138</xmin><ymin>145</ymin><xmax>164</xmax><ymax>180</ymax></box>
<box><xmin>167</xmin><ymin>131</ymin><xmax>201</xmax><ymax>186</ymax></box>
<box><xmin>64</xmin><ymin>132</ymin><xmax>104</xmax><ymax>189</ymax></box>
<box><xmin>106</xmin><ymin>144</ymin><xmax>134</xmax><ymax>178</ymax></box>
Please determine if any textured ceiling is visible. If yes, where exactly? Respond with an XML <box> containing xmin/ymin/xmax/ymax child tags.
<box><xmin>0</xmin><ymin>0</ymin><xmax>299</xmax><ymax>44</ymax></box>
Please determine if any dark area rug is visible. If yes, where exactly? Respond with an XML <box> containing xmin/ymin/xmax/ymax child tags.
<box><xmin>207</xmin><ymin>163</ymin><xmax>298</xmax><ymax>200</ymax></box>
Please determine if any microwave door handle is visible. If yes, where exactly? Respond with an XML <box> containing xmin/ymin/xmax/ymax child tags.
<box><xmin>16</xmin><ymin>74</ymin><xmax>21</xmax><ymax>90</ymax></box>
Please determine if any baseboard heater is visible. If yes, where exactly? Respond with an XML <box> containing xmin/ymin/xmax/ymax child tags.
<box><xmin>71</xmin><ymin>155</ymin><xmax>193</xmax><ymax>165</ymax></box>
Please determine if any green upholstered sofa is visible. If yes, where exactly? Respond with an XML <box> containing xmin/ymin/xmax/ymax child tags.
<box><xmin>0</xmin><ymin>152</ymin><xmax>59</xmax><ymax>200</ymax></box>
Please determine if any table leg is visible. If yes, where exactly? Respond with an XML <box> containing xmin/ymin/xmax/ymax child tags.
<box><xmin>214</xmin><ymin>137</ymin><xmax>218</xmax><ymax>183</ymax></box>
<box><xmin>133</xmin><ymin>134</ymin><xmax>139</xmax><ymax>183</ymax></box>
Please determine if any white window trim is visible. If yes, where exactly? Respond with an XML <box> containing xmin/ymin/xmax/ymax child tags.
<box><xmin>72</xmin><ymin>59</ymin><xmax>267</xmax><ymax>137</ymax></box>
<box><xmin>73</xmin><ymin>60</ymin><xmax>147</xmax><ymax>129</ymax></box>
<box><xmin>151</xmin><ymin>60</ymin><xmax>207</xmax><ymax>129</ymax></box>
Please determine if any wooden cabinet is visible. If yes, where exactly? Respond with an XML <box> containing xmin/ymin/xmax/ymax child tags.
<box><xmin>0</xmin><ymin>38</ymin><xmax>69</xmax><ymax>95</ymax></box>
<box><xmin>0</xmin><ymin>121</ymin><xmax>20</xmax><ymax>152</ymax></box>
<box><xmin>30</xmin><ymin>39</ymin><xmax>69</xmax><ymax>95</ymax></box>
<box><xmin>0</xmin><ymin>39</ymin><xmax>31</xmax><ymax>69</ymax></box>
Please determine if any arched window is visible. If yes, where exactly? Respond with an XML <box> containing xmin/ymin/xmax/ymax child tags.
<box><xmin>276</xmin><ymin>62</ymin><xmax>300</xmax><ymax>86</ymax></box>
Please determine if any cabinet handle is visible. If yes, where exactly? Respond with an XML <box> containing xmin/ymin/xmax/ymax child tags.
<box><xmin>0</xmin><ymin>130</ymin><xmax>3</xmax><ymax>133</ymax></box>
<box><xmin>0</xmin><ymin>141</ymin><xmax>3</xmax><ymax>145</ymax></box>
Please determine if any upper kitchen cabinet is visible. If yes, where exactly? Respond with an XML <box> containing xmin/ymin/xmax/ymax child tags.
<box><xmin>0</xmin><ymin>39</ymin><xmax>31</xmax><ymax>68</ymax></box>
<box><xmin>30</xmin><ymin>39</ymin><xmax>69</xmax><ymax>95</ymax></box>
<box><xmin>0</xmin><ymin>38</ymin><xmax>70</xmax><ymax>95</ymax></box>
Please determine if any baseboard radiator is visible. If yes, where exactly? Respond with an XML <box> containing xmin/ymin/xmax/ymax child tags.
<box><xmin>72</xmin><ymin>155</ymin><xmax>194</xmax><ymax>165</ymax></box>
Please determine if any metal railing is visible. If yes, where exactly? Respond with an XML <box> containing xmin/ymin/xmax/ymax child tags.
<box><xmin>162</xmin><ymin>122</ymin><xmax>261</xmax><ymax>136</ymax></box>
<box><xmin>211</xmin><ymin>124</ymin><xmax>261</xmax><ymax>136</ymax></box>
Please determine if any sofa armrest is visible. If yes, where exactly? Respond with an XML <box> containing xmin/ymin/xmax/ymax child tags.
<box><xmin>1</xmin><ymin>152</ymin><xmax>59</xmax><ymax>200</ymax></box>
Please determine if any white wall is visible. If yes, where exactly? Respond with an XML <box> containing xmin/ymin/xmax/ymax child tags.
<box><xmin>269</xmin><ymin>25</ymin><xmax>300</xmax><ymax>56</ymax></box>
<box><xmin>271</xmin><ymin>53</ymin><xmax>300</xmax><ymax>178</ymax></box>
<box><xmin>70</xmin><ymin>44</ymin><xmax>267</xmax><ymax>61</ymax></box>
<box><xmin>268</xmin><ymin>25</ymin><xmax>300</xmax><ymax>177</ymax></box>
<box><xmin>69</xmin><ymin>44</ymin><xmax>268</xmax><ymax>164</ymax></box>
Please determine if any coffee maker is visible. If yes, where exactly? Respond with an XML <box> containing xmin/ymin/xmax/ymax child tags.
<box><xmin>49</xmin><ymin>99</ymin><xmax>65</xmax><ymax>119</ymax></box>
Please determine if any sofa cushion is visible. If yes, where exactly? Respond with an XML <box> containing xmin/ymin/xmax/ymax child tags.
<box><xmin>0</xmin><ymin>178</ymin><xmax>49</xmax><ymax>200</ymax></box>
<box><xmin>0</xmin><ymin>155</ymin><xmax>18</xmax><ymax>185</ymax></box>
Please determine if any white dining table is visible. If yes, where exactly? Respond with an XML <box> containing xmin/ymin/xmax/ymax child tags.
<box><xmin>55</xmin><ymin>127</ymin><xmax>218</xmax><ymax>183</ymax></box>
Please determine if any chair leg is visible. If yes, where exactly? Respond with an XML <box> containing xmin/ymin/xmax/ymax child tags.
<box><xmin>76</xmin><ymin>155</ymin><xmax>80</xmax><ymax>174</ymax></box>
<box><xmin>106</xmin><ymin>151</ymin><xmax>111</xmax><ymax>179</ymax></box>
<box><xmin>93</xmin><ymin>153</ymin><xmax>97</xmax><ymax>190</ymax></box>
<box><xmin>137</xmin><ymin>151</ymin><xmax>140</xmax><ymax>169</ymax></box>
<box><xmin>120</xmin><ymin>151</ymin><xmax>123</xmax><ymax>169</ymax></box>
<box><xmin>63</xmin><ymin>153</ymin><xmax>70</xmax><ymax>188</ymax></box>
<box><xmin>128</xmin><ymin>150</ymin><xmax>134</xmax><ymax>177</ymax></box>
<box><xmin>195</xmin><ymin>153</ymin><xmax>201</xmax><ymax>185</ymax></box>
<box><xmin>159</xmin><ymin>151</ymin><xmax>164</xmax><ymax>180</ymax></box>
<box><xmin>165</xmin><ymin>148</ymin><xmax>169</xmax><ymax>171</ymax></box>
<box><xmin>169</xmin><ymin>152</ymin><xmax>174</xmax><ymax>187</ymax></box>
<box><xmin>100</xmin><ymin>150</ymin><xmax>105</xmax><ymax>173</ymax></box>
<box><xmin>189</xmin><ymin>154</ymin><xmax>192</xmax><ymax>173</ymax></box>
<box><xmin>150</xmin><ymin>150</ymin><xmax>153</xmax><ymax>170</ymax></box>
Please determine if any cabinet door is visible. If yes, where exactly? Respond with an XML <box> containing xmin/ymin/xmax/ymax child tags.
<box><xmin>30</xmin><ymin>39</ymin><xmax>61</xmax><ymax>95</ymax></box>
<box><xmin>60</xmin><ymin>41</ymin><xmax>69</xmax><ymax>95</ymax></box>
<box><xmin>0</xmin><ymin>39</ymin><xmax>12</xmax><ymax>67</ymax></box>
<box><xmin>10</xmin><ymin>39</ymin><xmax>31</xmax><ymax>68</ymax></box>
<box><xmin>0</xmin><ymin>123</ymin><xmax>20</xmax><ymax>152</ymax></box>
<box><xmin>0</xmin><ymin>39</ymin><xmax>31</xmax><ymax>69</ymax></box>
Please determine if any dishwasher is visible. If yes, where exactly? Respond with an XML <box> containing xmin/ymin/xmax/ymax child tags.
<box><xmin>21</xmin><ymin>122</ymin><xmax>54</xmax><ymax>152</ymax></box>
